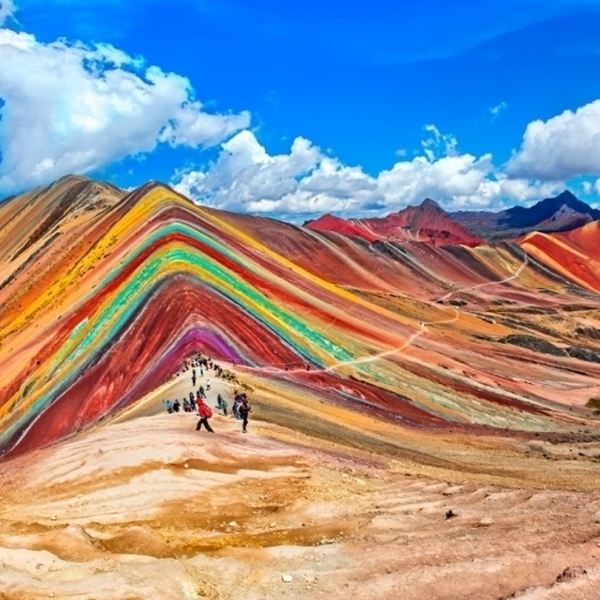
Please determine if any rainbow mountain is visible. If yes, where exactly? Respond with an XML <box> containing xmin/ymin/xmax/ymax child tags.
<box><xmin>1</xmin><ymin>175</ymin><xmax>600</xmax><ymax>458</ymax></box>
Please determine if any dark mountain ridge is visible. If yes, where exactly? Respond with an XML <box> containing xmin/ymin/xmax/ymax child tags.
<box><xmin>306</xmin><ymin>191</ymin><xmax>599</xmax><ymax>245</ymax></box>
<box><xmin>452</xmin><ymin>191</ymin><xmax>600</xmax><ymax>239</ymax></box>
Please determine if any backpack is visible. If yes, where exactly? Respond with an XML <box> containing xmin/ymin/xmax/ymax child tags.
<box><xmin>204</xmin><ymin>404</ymin><xmax>213</xmax><ymax>418</ymax></box>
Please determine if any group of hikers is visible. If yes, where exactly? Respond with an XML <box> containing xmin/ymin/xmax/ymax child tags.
<box><xmin>162</xmin><ymin>353</ymin><xmax>252</xmax><ymax>434</ymax></box>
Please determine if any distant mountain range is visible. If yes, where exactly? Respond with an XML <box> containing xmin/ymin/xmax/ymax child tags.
<box><xmin>305</xmin><ymin>199</ymin><xmax>484</xmax><ymax>247</ymax></box>
<box><xmin>305</xmin><ymin>191</ymin><xmax>600</xmax><ymax>246</ymax></box>
<box><xmin>452</xmin><ymin>191</ymin><xmax>600</xmax><ymax>240</ymax></box>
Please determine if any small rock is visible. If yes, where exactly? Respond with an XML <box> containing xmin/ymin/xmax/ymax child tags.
<box><xmin>183</xmin><ymin>463</ymin><xmax>189</xmax><ymax>469</ymax></box>
<box><xmin>478</xmin><ymin>516</ymin><xmax>494</xmax><ymax>527</ymax></box>
<box><xmin>50</xmin><ymin>516</ymin><xmax>57</xmax><ymax>521</ymax></box>
<box><xmin>270</xmin><ymin>522</ymin><xmax>277</xmax><ymax>528</ymax></box>
<box><xmin>282</xmin><ymin>574</ymin><xmax>293</xmax><ymax>583</ymax></box>
<box><xmin>228</xmin><ymin>521</ymin><xmax>238</xmax><ymax>528</ymax></box>
<box><xmin>445</xmin><ymin>509</ymin><xmax>457</xmax><ymax>520</ymax></box>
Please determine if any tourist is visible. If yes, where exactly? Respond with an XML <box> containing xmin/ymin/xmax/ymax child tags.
<box><xmin>217</xmin><ymin>393</ymin><xmax>228</xmax><ymax>416</ymax></box>
<box><xmin>195</xmin><ymin>399</ymin><xmax>215</xmax><ymax>433</ymax></box>
<box><xmin>232</xmin><ymin>397</ymin><xmax>240</xmax><ymax>419</ymax></box>
<box><xmin>238</xmin><ymin>398</ymin><xmax>251</xmax><ymax>433</ymax></box>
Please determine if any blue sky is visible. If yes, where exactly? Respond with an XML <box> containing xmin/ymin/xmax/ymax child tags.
<box><xmin>1</xmin><ymin>0</ymin><xmax>600</xmax><ymax>220</ymax></box>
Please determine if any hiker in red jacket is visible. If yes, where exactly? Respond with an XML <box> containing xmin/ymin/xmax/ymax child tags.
<box><xmin>195</xmin><ymin>399</ymin><xmax>215</xmax><ymax>433</ymax></box>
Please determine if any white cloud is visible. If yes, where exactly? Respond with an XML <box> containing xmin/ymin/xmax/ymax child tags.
<box><xmin>490</xmin><ymin>101</ymin><xmax>508</xmax><ymax>118</ymax></box>
<box><xmin>506</xmin><ymin>99</ymin><xmax>600</xmax><ymax>180</ymax></box>
<box><xmin>0</xmin><ymin>0</ymin><xmax>15</xmax><ymax>26</ymax></box>
<box><xmin>588</xmin><ymin>178</ymin><xmax>600</xmax><ymax>195</ymax></box>
<box><xmin>173</xmin><ymin>129</ymin><xmax>561</xmax><ymax>219</ymax></box>
<box><xmin>421</xmin><ymin>124</ymin><xmax>458</xmax><ymax>160</ymax></box>
<box><xmin>0</xmin><ymin>29</ymin><xmax>250</xmax><ymax>192</ymax></box>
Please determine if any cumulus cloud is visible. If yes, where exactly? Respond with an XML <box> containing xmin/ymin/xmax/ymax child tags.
<box><xmin>0</xmin><ymin>29</ymin><xmax>250</xmax><ymax>192</ymax></box>
<box><xmin>173</xmin><ymin>129</ymin><xmax>561</xmax><ymax>219</ymax></box>
<box><xmin>506</xmin><ymin>99</ymin><xmax>600</xmax><ymax>180</ymax></box>
<box><xmin>0</xmin><ymin>0</ymin><xmax>15</xmax><ymax>26</ymax></box>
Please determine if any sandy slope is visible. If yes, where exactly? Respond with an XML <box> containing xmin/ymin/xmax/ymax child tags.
<box><xmin>1</xmin><ymin>369</ymin><xmax>600</xmax><ymax>600</ymax></box>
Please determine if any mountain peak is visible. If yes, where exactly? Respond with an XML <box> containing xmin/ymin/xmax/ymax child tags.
<box><xmin>421</xmin><ymin>198</ymin><xmax>443</xmax><ymax>211</ymax></box>
<box><xmin>306</xmin><ymin>200</ymin><xmax>482</xmax><ymax>246</ymax></box>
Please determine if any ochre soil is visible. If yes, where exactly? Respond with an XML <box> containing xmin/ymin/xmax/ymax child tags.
<box><xmin>1</xmin><ymin>372</ymin><xmax>600</xmax><ymax>600</ymax></box>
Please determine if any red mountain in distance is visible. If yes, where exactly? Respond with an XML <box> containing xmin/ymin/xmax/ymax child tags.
<box><xmin>305</xmin><ymin>198</ymin><xmax>484</xmax><ymax>247</ymax></box>
<box><xmin>304</xmin><ymin>213</ymin><xmax>380</xmax><ymax>243</ymax></box>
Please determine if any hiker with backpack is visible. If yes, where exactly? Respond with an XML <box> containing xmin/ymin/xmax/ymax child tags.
<box><xmin>195</xmin><ymin>398</ymin><xmax>215</xmax><ymax>433</ymax></box>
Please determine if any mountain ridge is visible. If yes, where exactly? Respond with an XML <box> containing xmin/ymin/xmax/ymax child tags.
<box><xmin>304</xmin><ymin>190</ymin><xmax>600</xmax><ymax>245</ymax></box>
<box><xmin>452</xmin><ymin>190</ymin><xmax>600</xmax><ymax>239</ymax></box>
<box><xmin>2</xmin><ymin>176</ymin><xmax>600</xmax><ymax>459</ymax></box>
<box><xmin>306</xmin><ymin>197</ymin><xmax>483</xmax><ymax>246</ymax></box>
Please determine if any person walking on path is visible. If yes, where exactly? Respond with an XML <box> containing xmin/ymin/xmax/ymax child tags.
<box><xmin>238</xmin><ymin>398</ymin><xmax>251</xmax><ymax>433</ymax></box>
<box><xmin>206</xmin><ymin>378</ymin><xmax>211</xmax><ymax>391</ymax></box>
<box><xmin>163</xmin><ymin>399</ymin><xmax>173</xmax><ymax>414</ymax></box>
<box><xmin>198</xmin><ymin>385</ymin><xmax>206</xmax><ymax>399</ymax></box>
<box><xmin>195</xmin><ymin>398</ymin><xmax>215</xmax><ymax>433</ymax></box>
<box><xmin>216</xmin><ymin>393</ymin><xmax>228</xmax><ymax>416</ymax></box>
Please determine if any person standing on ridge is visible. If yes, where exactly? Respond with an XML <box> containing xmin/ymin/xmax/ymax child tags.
<box><xmin>195</xmin><ymin>398</ymin><xmax>215</xmax><ymax>433</ymax></box>
<box><xmin>238</xmin><ymin>398</ymin><xmax>251</xmax><ymax>433</ymax></box>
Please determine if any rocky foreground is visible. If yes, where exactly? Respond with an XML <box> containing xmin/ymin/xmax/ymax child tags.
<box><xmin>1</xmin><ymin>372</ymin><xmax>600</xmax><ymax>600</ymax></box>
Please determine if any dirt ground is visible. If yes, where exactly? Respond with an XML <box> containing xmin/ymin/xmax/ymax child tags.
<box><xmin>1</xmin><ymin>368</ymin><xmax>600</xmax><ymax>600</ymax></box>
